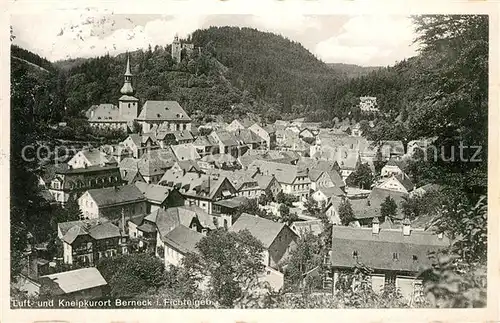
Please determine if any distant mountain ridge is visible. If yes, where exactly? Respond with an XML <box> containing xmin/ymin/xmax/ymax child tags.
<box><xmin>327</xmin><ymin>63</ymin><xmax>382</xmax><ymax>79</ymax></box>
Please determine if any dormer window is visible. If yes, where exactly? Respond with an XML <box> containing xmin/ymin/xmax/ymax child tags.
<box><xmin>352</xmin><ymin>251</ymin><xmax>358</xmax><ymax>259</ymax></box>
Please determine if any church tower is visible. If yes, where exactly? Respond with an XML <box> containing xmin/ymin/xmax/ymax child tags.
<box><xmin>119</xmin><ymin>54</ymin><xmax>139</xmax><ymax>120</ymax></box>
<box><xmin>171</xmin><ymin>34</ymin><xmax>181</xmax><ymax>63</ymax></box>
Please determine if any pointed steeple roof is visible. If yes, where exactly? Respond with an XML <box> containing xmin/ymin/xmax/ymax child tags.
<box><xmin>124</xmin><ymin>54</ymin><xmax>132</xmax><ymax>76</ymax></box>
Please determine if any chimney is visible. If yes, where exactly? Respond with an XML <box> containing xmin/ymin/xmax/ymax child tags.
<box><xmin>121</xmin><ymin>208</ymin><xmax>125</xmax><ymax>234</ymax></box>
<box><xmin>402</xmin><ymin>217</ymin><xmax>411</xmax><ymax>236</ymax></box>
<box><xmin>372</xmin><ymin>217</ymin><xmax>379</xmax><ymax>234</ymax></box>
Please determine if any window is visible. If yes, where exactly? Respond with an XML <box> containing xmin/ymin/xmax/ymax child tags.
<box><xmin>412</xmin><ymin>255</ymin><xmax>418</xmax><ymax>261</ymax></box>
<box><xmin>392</xmin><ymin>252</ymin><xmax>399</xmax><ymax>261</ymax></box>
<box><xmin>352</xmin><ymin>251</ymin><xmax>358</xmax><ymax>259</ymax></box>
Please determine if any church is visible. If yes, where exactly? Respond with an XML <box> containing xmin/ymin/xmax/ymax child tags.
<box><xmin>86</xmin><ymin>56</ymin><xmax>191</xmax><ymax>134</ymax></box>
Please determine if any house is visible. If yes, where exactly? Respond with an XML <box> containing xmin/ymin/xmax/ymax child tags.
<box><xmin>328</xmin><ymin>224</ymin><xmax>450</xmax><ymax>301</ymax></box>
<box><xmin>336</xmin><ymin>150</ymin><xmax>361</xmax><ymax>180</ymax></box>
<box><xmin>212</xmin><ymin>196</ymin><xmax>248</xmax><ymax>226</ymax></box>
<box><xmin>252</xmin><ymin>173</ymin><xmax>282</xmax><ymax>198</ymax></box>
<box><xmin>210</xmin><ymin>130</ymin><xmax>248</xmax><ymax>158</ymax></box>
<box><xmin>249</xmin><ymin>123</ymin><xmax>277</xmax><ymax>150</ymax></box>
<box><xmin>99</xmin><ymin>144</ymin><xmax>133</xmax><ymax>163</ymax></box>
<box><xmin>226</xmin><ymin>119</ymin><xmax>254</xmax><ymax>132</ymax></box>
<box><xmin>162</xmin><ymin>225</ymin><xmax>205</xmax><ymax>267</ymax></box>
<box><xmin>279</xmin><ymin>134</ymin><xmax>311</xmax><ymax>156</ymax></box>
<box><xmin>233</xmin><ymin>128</ymin><xmax>267</xmax><ymax>150</ymax></box>
<box><xmin>136</xmin><ymin>100</ymin><xmax>192</xmax><ymax>133</ymax></box>
<box><xmin>290</xmin><ymin>219</ymin><xmax>324</xmax><ymax>237</ymax></box>
<box><xmin>359</xmin><ymin>96</ymin><xmax>379</xmax><ymax>112</ymax></box>
<box><xmin>299</xmin><ymin>128</ymin><xmax>315</xmax><ymax>140</ymax></box>
<box><xmin>155</xmin><ymin>129</ymin><xmax>194</xmax><ymax>145</ymax></box>
<box><xmin>134</xmin><ymin>181</ymin><xmax>185</xmax><ymax>213</ymax></box>
<box><xmin>159</xmin><ymin>170</ymin><xmax>238</xmax><ymax>214</ymax></box>
<box><xmin>120</xmin><ymin>168</ymin><xmax>146</xmax><ymax>185</ymax></box>
<box><xmin>377</xmin><ymin>174</ymin><xmax>415</xmax><ymax>194</ymax></box>
<box><xmin>192</xmin><ymin>135</ymin><xmax>220</xmax><ymax>157</ymax></box>
<box><xmin>77</xmin><ymin>185</ymin><xmax>146</xmax><ymax>221</ymax></box>
<box><xmin>170</xmin><ymin>143</ymin><xmax>201</xmax><ymax>161</ymax></box>
<box><xmin>208</xmin><ymin>169</ymin><xmax>261</xmax><ymax>199</ymax></box>
<box><xmin>349</xmin><ymin>187</ymin><xmax>408</xmax><ymax>226</ymax></box>
<box><xmin>230</xmin><ymin>214</ymin><xmax>298</xmax><ymax>270</ymax></box>
<box><xmin>119</xmin><ymin>149</ymin><xmax>176</xmax><ymax>184</ymax></box>
<box><xmin>39</xmin><ymin>268</ymin><xmax>108</xmax><ymax>300</ymax></box>
<box><xmin>122</xmin><ymin>133</ymin><xmax>160</xmax><ymax>159</ymax></box>
<box><xmin>351</xmin><ymin>123</ymin><xmax>363</xmax><ymax>137</ymax></box>
<box><xmin>58</xmin><ymin>219</ymin><xmax>127</xmax><ymax>266</ymax></box>
<box><xmin>311</xmin><ymin>186</ymin><xmax>346</xmax><ymax>207</ymax></box>
<box><xmin>248</xmin><ymin>160</ymin><xmax>311</xmax><ymax>199</ymax></box>
<box><xmin>296</xmin><ymin>158</ymin><xmax>345</xmax><ymax>190</ymax></box>
<box><xmin>381</xmin><ymin>159</ymin><xmax>406</xmax><ymax>178</ymax></box>
<box><xmin>68</xmin><ymin>149</ymin><xmax>117</xmax><ymax>169</ymax></box>
<box><xmin>48</xmin><ymin>163</ymin><xmax>123</xmax><ymax>205</ymax></box>
<box><xmin>324</xmin><ymin>196</ymin><xmax>343</xmax><ymax>225</ymax></box>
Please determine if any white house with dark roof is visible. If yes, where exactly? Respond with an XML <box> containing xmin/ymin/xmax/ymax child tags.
<box><xmin>377</xmin><ymin>174</ymin><xmax>415</xmax><ymax>194</ymax></box>
<box><xmin>58</xmin><ymin>219</ymin><xmax>127</xmax><ymax>265</ymax></box>
<box><xmin>248</xmin><ymin>160</ymin><xmax>311</xmax><ymax>199</ymax></box>
<box><xmin>159</xmin><ymin>169</ymin><xmax>238</xmax><ymax>215</ymax></box>
<box><xmin>249</xmin><ymin>123</ymin><xmax>277</xmax><ymax>150</ymax></box>
<box><xmin>77</xmin><ymin>184</ymin><xmax>146</xmax><ymax>221</ymax></box>
<box><xmin>136</xmin><ymin>100</ymin><xmax>192</xmax><ymax>133</ymax></box>
<box><xmin>328</xmin><ymin>224</ymin><xmax>450</xmax><ymax>301</ymax></box>
<box><xmin>229</xmin><ymin>214</ymin><xmax>298</xmax><ymax>270</ymax></box>
<box><xmin>162</xmin><ymin>225</ymin><xmax>204</xmax><ymax>267</ymax></box>
<box><xmin>134</xmin><ymin>181</ymin><xmax>184</xmax><ymax>213</ymax></box>
<box><xmin>381</xmin><ymin>159</ymin><xmax>406</xmax><ymax>178</ymax></box>
<box><xmin>68</xmin><ymin>149</ymin><xmax>117</xmax><ymax>169</ymax></box>
<box><xmin>311</xmin><ymin>186</ymin><xmax>346</xmax><ymax>207</ymax></box>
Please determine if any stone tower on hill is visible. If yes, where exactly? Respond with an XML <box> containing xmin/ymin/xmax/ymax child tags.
<box><xmin>171</xmin><ymin>35</ymin><xmax>182</xmax><ymax>63</ymax></box>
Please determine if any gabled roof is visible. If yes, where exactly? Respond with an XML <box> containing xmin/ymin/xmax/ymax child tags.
<box><xmin>40</xmin><ymin>268</ymin><xmax>107</xmax><ymax>295</ymax></box>
<box><xmin>76</xmin><ymin>149</ymin><xmax>115</xmax><ymax>167</ymax></box>
<box><xmin>252</xmin><ymin>173</ymin><xmax>276</xmax><ymax>190</ymax></box>
<box><xmin>134</xmin><ymin>181</ymin><xmax>172</xmax><ymax>203</ymax></box>
<box><xmin>291</xmin><ymin>220</ymin><xmax>324</xmax><ymax>236</ymax></box>
<box><xmin>193</xmin><ymin>135</ymin><xmax>219</xmax><ymax>147</ymax></box>
<box><xmin>249</xmin><ymin>160</ymin><xmax>309</xmax><ymax>185</ymax></box>
<box><xmin>316</xmin><ymin>186</ymin><xmax>346</xmax><ymax>198</ymax></box>
<box><xmin>170</xmin><ymin>143</ymin><xmax>201</xmax><ymax>161</ymax></box>
<box><xmin>159</xmin><ymin>170</ymin><xmax>234</xmax><ymax>200</ymax></box>
<box><xmin>86</xmin><ymin>184</ymin><xmax>145</xmax><ymax>207</ymax></box>
<box><xmin>393</xmin><ymin>174</ymin><xmax>415</xmax><ymax>192</ymax></box>
<box><xmin>207</xmin><ymin>169</ymin><xmax>257</xmax><ymax>191</ymax></box>
<box><xmin>137</xmin><ymin>101</ymin><xmax>191</xmax><ymax>121</ymax></box>
<box><xmin>175</xmin><ymin>160</ymin><xmax>201</xmax><ymax>172</ymax></box>
<box><xmin>330</xmin><ymin>226</ymin><xmax>450</xmax><ymax>272</ymax></box>
<box><xmin>87</xmin><ymin>104</ymin><xmax>131</xmax><ymax>122</ymax></box>
<box><xmin>385</xmin><ymin>159</ymin><xmax>405</xmax><ymax>169</ymax></box>
<box><xmin>232</xmin><ymin>129</ymin><xmax>264</xmax><ymax>145</ymax></box>
<box><xmin>163</xmin><ymin>225</ymin><xmax>204</xmax><ymax>255</ymax></box>
<box><xmin>59</xmin><ymin>219</ymin><xmax>122</xmax><ymax>244</ymax></box>
<box><xmin>229</xmin><ymin>214</ymin><xmax>289</xmax><ymax>248</ymax></box>
<box><xmin>212</xmin><ymin>131</ymin><xmax>239</xmax><ymax>147</ymax></box>
<box><xmin>120</xmin><ymin>168</ymin><xmax>145</xmax><ymax>184</ymax></box>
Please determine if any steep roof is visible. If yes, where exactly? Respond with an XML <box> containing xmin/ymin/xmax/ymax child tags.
<box><xmin>330</xmin><ymin>226</ymin><xmax>450</xmax><ymax>272</ymax></box>
<box><xmin>193</xmin><ymin>135</ymin><xmax>219</xmax><ymax>147</ymax></box>
<box><xmin>137</xmin><ymin>101</ymin><xmax>191</xmax><ymax>121</ymax></box>
<box><xmin>252</xmin><ymin>173</ymin><xmax>276</xmax><ymax>190</ymax></box>
<box><xmin>350</xmin><ymin>187</ymin><xmax>408</xmax><ymax>220</ymax></box>
<box><xmin>87</xmin><ymin>104</ymin><xmax>132</xmax><ymax>122</ymax></box>
<box><xmin>249</xmin><ymin>160</ymin><xmax>309</xmax><ymax>185</ymax></box>
<box><xmin>229</xmin><ymin>214</ymin><xmax>287</xmax><ymax>248</ymax></box>
<box><xmin>88</xmin><ymin>221</ymin><xmax>122</xmax><ymax>240</ymax></box>
<box><xmin>291</xmin><ymin>220</ymin><xmax>324</xmax><ymax>236</ymax></box>
<box><xmin>233</xmin><ymin>129</ymin><xmax>264</xmax><ymax>144</ymax></box>
<box><xmin>213</xmin><ymin>131</ymin><xmax>239</xmax><ymax>147</ymax></box>
<box><xmin>159</xmin><ymin>170</ymin><xmax>233</xmax><ymax>200</ymax></box>
<box><xmin>317</xmin><ymin>186</ymin><xmax>346</xmax><ymax>198</ymax></box>
<box><xmin>40</xmin><ymin>268</ymin><xmax>107</xmax><ymax>295</ymax></box>
<box><xmin>147</xmin><ymin>206</ymin><xmax>215</xmax><ymax>239</ymax></box>
<box><xmin>120</xmin><ymin>169</ymin><xmax>145</xmax><ymax>184</ymax></box>
<box><xmin>170</xmin><ymin>143</ymin><xmax>201</xmax><ymax>161</ymax></box>
<box><xmin>207</xmin><ymin>169</ymin><xmax>257</xmax><ymax>191</ymax></box>
<box><xmin>163</xmin><ymin>225</ymin><xmax>204</xmax><ymax>255</ymax></box>
<box><xmin>393</xmin><ymin>174</ymin><xmax>415</xmax><ymax>192</ymax></box>
<box><xmin>86</xmin><ymin>184</ymin><xmax>145</xmax><ymax>207</ymax></box>
<box><xmin>134</xmin><ymin>181</ymin><xmax>172</xmax><ymax>203</ymax></box>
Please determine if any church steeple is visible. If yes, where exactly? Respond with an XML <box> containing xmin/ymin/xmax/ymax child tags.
<box><xmin>120</xmin><ymin>54</ymin><xmax>134</xmax><ymax>95</ymax></box>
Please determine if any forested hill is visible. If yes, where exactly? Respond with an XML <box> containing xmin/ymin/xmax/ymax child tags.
<box><xmin>52</xmin><ymin>26</ymin><xmax>347</xmax><ymax>121</ymax></box>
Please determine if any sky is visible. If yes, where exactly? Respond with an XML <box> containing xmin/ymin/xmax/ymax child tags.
<box><xmin>11</xmin><ymin>13</ymin><xmax>420</xmax><ymax>66</ymax></box>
